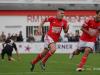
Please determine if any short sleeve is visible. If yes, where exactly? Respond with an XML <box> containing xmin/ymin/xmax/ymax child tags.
<box><xmin>44</xmin><ymin>17</ymin><xmax>54</xmax><ymax>22</ymax></box>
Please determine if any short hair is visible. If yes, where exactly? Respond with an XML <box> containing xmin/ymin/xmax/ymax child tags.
<box><xmin>58</xmin><ymin>8</ymin><xmax>65</xmax><ymax>11</ymax></box>
<box><xmin>96</xmin><ymin>10</ymin><xmax>100</xmax><ymax>14</ymax></box>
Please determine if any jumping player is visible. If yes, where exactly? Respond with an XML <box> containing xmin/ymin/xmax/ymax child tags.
<box><xmin>30</xmin><ymin>8</ymin><xmax>69</xmax><ymax>72</ymax></box>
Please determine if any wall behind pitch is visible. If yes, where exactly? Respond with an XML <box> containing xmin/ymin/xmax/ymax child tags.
<box><xmin>0</xmin><ymin>10</ymin><xmax>96</xmax><ymax>41</ymax></box>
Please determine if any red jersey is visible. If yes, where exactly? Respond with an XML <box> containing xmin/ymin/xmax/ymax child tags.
<box><xmin>80</xmin><ymin>18</ymin><xmax>100</xmax><ymax>42</ymax></box>
<box><xmin>45</xmin><ymin>17</ymin><xmax>68</xmax><ymax>42</ymax></box>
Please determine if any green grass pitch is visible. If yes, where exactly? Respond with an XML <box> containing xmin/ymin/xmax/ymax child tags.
<box><xmin>0</xmin><ymin>53</ymin><xmax>100</xmax><ymax>75</ymax></box>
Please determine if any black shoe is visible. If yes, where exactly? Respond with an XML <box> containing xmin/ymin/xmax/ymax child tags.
<box><xmin>30</xmin><ymin>64</ymin><xmax>35</xmax><ymax>72</ymax></box>
<box><xmin>39</xmin><ymin>61</ymin><xmax>45</xmax><ymax>71</ymax></box>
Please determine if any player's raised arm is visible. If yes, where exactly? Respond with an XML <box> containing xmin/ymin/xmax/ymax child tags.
<box><xmin>37</xmin><ymin>19</ymin><xmax>46</xmax><ymax>34</ymax></box>
<box><xmin>37</xmin><ymin>17</ymin><xmax>54</xmax><ymax>34</ymax></box>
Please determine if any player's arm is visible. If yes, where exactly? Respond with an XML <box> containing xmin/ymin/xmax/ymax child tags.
<box><xmin>37</xmin><ymin>17</ymin><xmax>53</xmax><ymax>34</ymax></box>
<box><xmin>2</xmin><ymin>43</ymin><xmax>5</xmax><ymax>48</ymax></box>
<box><xmin>81</xmin><ymin>27</ymin><xmax>95</xmax><ymax>37</ymax></box>
<box><xmin>81</xmin><ymin>19</ymin><xmax>95</xmax><ymax>37</ymax></box>
<box><xmin>37</xmin><ymin>17</ymin><xmax>50</xmax><ymax>34</ymax></box>
<box><xmin>63</xmin><ymin>21</ymin><xmax>69</xmax><ymax>33</ymax></box>
<box><xmin>37</xmin><ymin>19</ymin><xmax>46</xmax><ymax>34</ymax></box>
<box><xmin>13</xmin><ymin>42</ymin><xmax>19</xmax><ymax>57</ymax></box>
<box><xmin>81</xmin><ymin>27</ymin><xmax>90</xmax><ymax>34</ymax></box>
<box><xmin>39</xmin><ymin>19</ymin><xmax>46</xmax><ymax>28</ymax></box>
<box><xmin>97</xmin><ymin>26</ymin><xmax>100</xmax><ymax>36</ymax></box>
<box><xmin>81</xmin><ymin>19</ymin><xmax>89</xmax><ymax>33</ymax></box>
<box><xmin>63</xmin><ymin>25</ymin><xmax>69</xmax><ymax>33</ymax></box>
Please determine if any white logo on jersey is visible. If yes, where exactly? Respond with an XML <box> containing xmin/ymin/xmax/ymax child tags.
<box><xmin>52</xmin><ymin>27</ymin><xmax>61</xmax><ymax>33</ymax></box>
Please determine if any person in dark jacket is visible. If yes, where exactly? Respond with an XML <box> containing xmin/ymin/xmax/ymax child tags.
<box><xmin>1</xmin><ymin>38</ymin><xmax>19</xmax><ymax>61</ymax></box>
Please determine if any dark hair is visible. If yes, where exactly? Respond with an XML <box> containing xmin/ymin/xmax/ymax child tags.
<box><xmin>96</xmin><ymin>10</ymin><xmax>100</xmax><ymax>14</ymax></box>
<box><xmin>58</xmin><ymin>8</ymin><xmax>65</xmax><ymax>11</ymax></box>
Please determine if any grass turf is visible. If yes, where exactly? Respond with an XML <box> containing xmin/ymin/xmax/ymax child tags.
<box><xmin>0</xmin><ymin>53</ymin><xmax>100</xmax><ymax>75</ymax></box>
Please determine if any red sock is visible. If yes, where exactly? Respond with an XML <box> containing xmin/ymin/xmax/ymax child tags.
<box><xmin>78</xmin><ymin>56</ymin><xmax>87</xmax><ymax>68</ymax></box>
<box><xmin>42</xmin><ymin>51</ymin><xmax>52</xmax><ymax>64</ymax></box>
<box><xmin>32</xmin><ymin>54</ymin><xmax>43</xmax><ymax>64</ymax></box>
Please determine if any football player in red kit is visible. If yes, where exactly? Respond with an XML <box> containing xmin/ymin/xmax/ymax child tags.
<box><xmin>69</xmin><ymin>10</ymin><xmax>100</xmax><ymax>71</ymax></box>
<box><xmin>30</xmin><ymin>8</ymin><xmax>69</xmax><ymax>72</ymax></box>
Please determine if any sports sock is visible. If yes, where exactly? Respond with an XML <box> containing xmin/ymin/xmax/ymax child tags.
<box><xmin>78</xmin><ymin>56</ymin><xmax>87</xmax><ymax>68</ymax></box>
<box><xmin>42</xmin><ymin>51</ymin><xmax>52</xmax><ymax>64</ymax></box>
<box><xmin>32</xmin><ymin>54</ymin><xmax>43</xmax><ymax>64</ymax></box>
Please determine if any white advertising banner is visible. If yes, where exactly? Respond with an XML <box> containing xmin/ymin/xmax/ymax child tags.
<box><xmin>0</xmin><ymin>42</ymin><xmax>78</xmax><ymax>54</ymax></box>
<box><xmin>0</xmin><ymin>0</ymin><xmax>99</xmax><ymax>4</ymax></box>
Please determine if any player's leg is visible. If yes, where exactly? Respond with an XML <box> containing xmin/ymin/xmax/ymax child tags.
<box><xmin>40</xmin><ymin>43</ymin><xmax>56</xmax><ymax>71</ymax></box>
<box><xmin>30</xmin><ymin>34</ymin><xmax>55</xmax><ymax>71</ymax></box>
<box><xmin>76</xmin><ymin>42</ymin><xmax>94</xmax><ymax>71</ymax></box>
<box><xmin>30</xmin><ymin>48</ymin><xmax>49</xmax><ymax>72</ymax></box>
<box><xmin>41</xmin><ymin>43</ymin><xmax>56</xmax><ymax>69</ymax></box>
<box><xmin>31</xmin><ymin>48</ymin><xmax>48</xmax><ymax>65</ymax></box>
<box><xmin>69</xmin><ymin>49</ymin><xmax>80</xmax><ymax>59</ymax></box>
<box><xmin>7</xmin><ymin>49</ymin><xmax>13</xmax><ymax>61</ymax></box>
<box><xmin>1</xmin><ymin>49</ymin><xmax>6</xmax><ymax>60</ymax></box>
<box><xmin>9</xmin><ymin>50</ymin><xmax>15</xmax><ymax>61</ymax></box>
<box><xmin>31</xmin><ymin>34</ymin><xmax>53</xmax><ymax>65</ymax></box>
<box><xmin>41</xmin><ymin>43</ymin><xmax>56</xmax><ymax>64</ymax></box>
<box><xmin>30</xmin><ymin>34</ymin><xmax>52</xmax><ymax>72</ymax></box>
<box><xmin>76</xmin><ymin>47</ymin><xmax>91</xmax><ymax>71</ymax></box>
<box><xmin>39</xmin><ymin>34</ymin><xmax>55</xmax><ymax>71</ymax></box>
<box><xmin>69</xmin><ymin>40</ymin><xmax>85</xmax><ymax>59</ymax></box>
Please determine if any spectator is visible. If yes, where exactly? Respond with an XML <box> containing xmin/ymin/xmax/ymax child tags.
<box><xmin>62</xmin><ymin>33</ymin><xmax>68</xmax><ymax>42</ymax></box>
<box><xmin>71</xmin><ymin>34</ymin><xmax>76</xmax><ymax>42</ymax></box>
<box><xmin>0</xmin><ymin>32</ymin><xmax>6</xmax><ymax>42</ymax></box>
<box><xmin>7</xmin><ymin>33</ymin><xmax>11</xmax><ymax>39</ymax></box>
<box><xmin>41</xmin><ymin>31</ymin><xmax>46</xmax><ymax>42</ymax></box>
<box><xmin>27</xmin><ymin>34</ymin><xmax>35</xmax><ymax>42</ymax></box>
<box><xmin>68</xmin><ymin>33</ymin><xmax>75</xmax><ymax>42</ymax></box>
<box><xmin>34</xmin><ymin>31</ymin><xmax>42</xmax><ymax>42</ymax></box>
<box><xmin>74</xmin><ymin>30</ymin><xmax>80</xmax><ymax>42</ymax></box>
<box><xmin>17</xmin><ymin>31</ymin><xmax>23</xmax><ymax>42</ymax></box>
<box><xmin>11</xmin><ymin>34</ymin><xmax>18</xmax><ymax>42</ymax></box>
